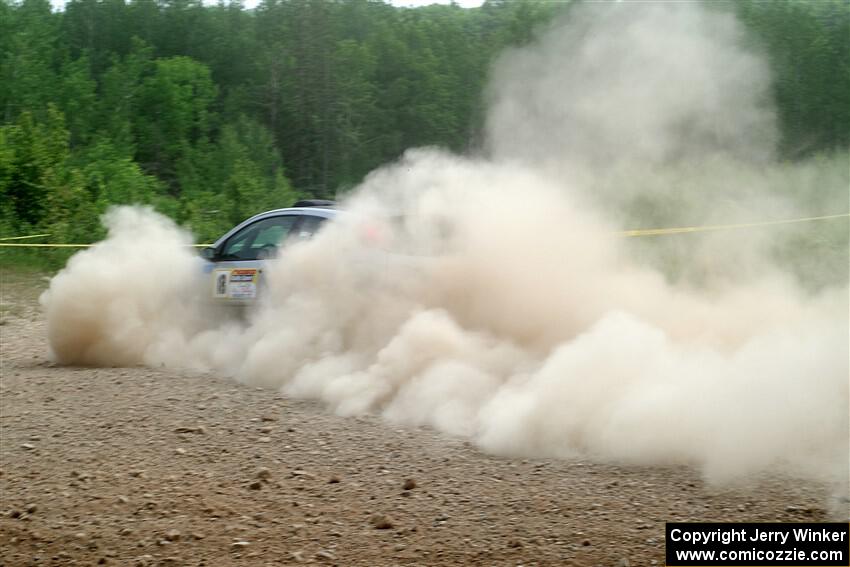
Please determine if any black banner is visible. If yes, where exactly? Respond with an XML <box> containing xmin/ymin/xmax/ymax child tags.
<box><xmin>666</xmin><ymin>523</ymin><xmax>849</xmax><ymax>566</ymax></box>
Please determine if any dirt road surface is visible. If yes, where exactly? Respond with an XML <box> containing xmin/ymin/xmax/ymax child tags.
<box><xmin>1</xmin><ymin>269</ymin><xmax>831</xmax><ymax>566</ymax></box>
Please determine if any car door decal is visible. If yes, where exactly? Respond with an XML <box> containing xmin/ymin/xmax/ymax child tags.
<box><xmin>213</xmin><ymin>270</ymin><xmax>229</xmax><ymax>297</ymax></box>
<box><xmin>228</xmin><ymin>269</ymin><xmax>259</xmax><ymax>299</ymax></box>
<box><xmin>212</xmin><ymin>268</ymin><xmax>259</xmax><ymax>299</ymax></box>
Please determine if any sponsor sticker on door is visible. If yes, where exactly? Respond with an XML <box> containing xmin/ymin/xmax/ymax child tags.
<box><xmin>228</xmin><ymin>269</ymin><xmax>258</xmax><ymax>299</ymax></box>
<box><xmin>212</xmin><ymin>269</ymin><xmax>259</xmax><ymax>299</ymax></box>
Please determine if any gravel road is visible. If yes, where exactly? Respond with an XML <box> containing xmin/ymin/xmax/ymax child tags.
<box><xmin>0</xmin><ymin>270</ymin><xmax>832</xmax><ymax>566</ymax></box>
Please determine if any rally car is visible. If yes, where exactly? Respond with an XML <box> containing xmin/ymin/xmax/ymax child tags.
<box><xmin>199</xmin><ymin>200</ymin><xmax>338</xmax><ymax>304</ymax></box>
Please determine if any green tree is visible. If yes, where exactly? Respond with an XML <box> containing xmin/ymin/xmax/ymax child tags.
<box><xmin>94</xmin><ymin>39</ymin><xmax>155</xmax><ymax>157</ymax></box>
<box><xmin>179</xmin><ymin>116</ymin><xmax>299</xmax><ymax>241</ymax></box>
<box><xmin>134</xmin><ymin>56</ymin><xmax>218</xmax><ymax>188</ymax></box>
<box><xmin>0</xmin><ymin>0</ymin><xmax>61</xmax><ymax>123</ymax></box>
<box><xmin>0</xmin><ymin>106</ymin><xmax>70</xmax><ymax>230</ymax></box>
<box><xmin>735</xmin><ymin>0</ymin><xmax>850</xmax><ymax>157</ymax></box>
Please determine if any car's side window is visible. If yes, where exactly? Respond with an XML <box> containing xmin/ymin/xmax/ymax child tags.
<box><xmin>291</xmin><ymin>215</ymin><xmax>328</xmax><ymax>242</ymax></box>
<box><xmin>219</xmin><ymin>215</ymin><xmax>298</xmax><ymax>261</ymax></box>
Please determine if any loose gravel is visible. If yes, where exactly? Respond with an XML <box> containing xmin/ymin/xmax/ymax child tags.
<box><xmin>0</xmin><ymin>273</ymin><xmax>831</xmax><ymax>566</ymax></box>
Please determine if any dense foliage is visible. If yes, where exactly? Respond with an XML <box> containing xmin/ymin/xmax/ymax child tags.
<box><xmin>0</xmin><ymin>0</ymin><xmax>847</xmax><ymax>253</ymax></box>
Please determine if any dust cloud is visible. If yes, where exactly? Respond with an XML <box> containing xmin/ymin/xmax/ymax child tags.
<box><xmin>41</xmin><ymin>3</ymin><xmax>848</xmax><ymax>502</ymax></box>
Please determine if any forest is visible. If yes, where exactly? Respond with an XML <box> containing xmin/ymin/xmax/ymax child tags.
<box><xmin>1</xmin><ymin>0</ymin><xmax>848</xmax><ymax>262</ymax></box>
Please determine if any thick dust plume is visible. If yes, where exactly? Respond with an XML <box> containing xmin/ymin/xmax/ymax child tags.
<box><xmin>41</xmin><ymin>207</ymin><xmax>204</xmax><ymax>367</ymax></box>
<box><xmin>487</xmin><ymin>2</ymin><xmax>847</xmax><ymax>287</ymax></box>
<box><xmin>42</xmin><ymin>2</ymin><xmax>848</xmax><ymax>499</ymax></box>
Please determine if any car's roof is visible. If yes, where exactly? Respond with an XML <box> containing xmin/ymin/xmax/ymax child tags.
<box><xmin>292</xmin><ymin>199</ymin><xmax>337</xmax><ymax>208</ymax></box>
<box><xmin>257</xmin><ymin>206</ymin><xmax>338</xmax><ymax>216</ymax></box>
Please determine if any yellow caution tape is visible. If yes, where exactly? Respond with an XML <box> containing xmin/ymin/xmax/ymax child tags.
<box><xmin>0</xmin><ymin>242</ymin><xmax>94</xmax><ymax>248</ymax></box>
<box><xmin>0</xmin><ymin>233</ymin><xmax>51</xmax><ymax>241</ymax></box>
<box><xmin>1</xmin><ymin>213</ymin><xmax>847</xmax><ymax>247</ymax></box>
<box><xmin>0</xmin><ymin>242</ymin><xmax>211</xmax><ymax>248</ymax></box>
<box><xmin>619</xmin><ymin>212</ymin><xmax>850</xmax><ymax>237</ymax></box>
